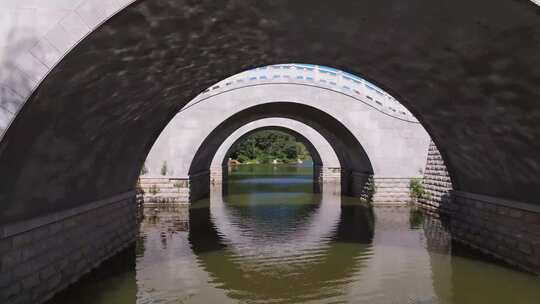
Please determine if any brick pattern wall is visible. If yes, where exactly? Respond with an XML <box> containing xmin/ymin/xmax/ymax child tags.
<box><xmin>318</xmin><ymin>167</ymin><xmax>342</xmax><ymax>183</ymax></box>
<box><xmin>419</xmin><ymin>141</ymin><xmax>540</xmax><ymax>274</ymax></box>
<box><xmin>140</xmin><ymin>171</ymin><xmax>211</xmax><ymax>205</ymax></box>
<box><xmin>419</xmin><ymin>141</ymin><xmax>453</xmax><ymax>211</ymax></box>
<box><xmin>372</xmin><ymin>178</ymin><xmax>412</xmax><ymax>205</ymax></box>
<box><xmin>210</xmin><ymin>166</ymin><xmax>227</xmax><ymax>184</ymax></box>
<box><xmin>139</xmin><ymin>177</ymin><xmax>189</xmax><ymax>205</ymax></box>
<box><xmin>446</xmin><ymin>192</ymin><xmax>540</xmax><ymax>274</ymax></box>
<box><xmin>0</xmin><ymin>193</ymin><xmax>137</xmax><ymax>304</ymax></box>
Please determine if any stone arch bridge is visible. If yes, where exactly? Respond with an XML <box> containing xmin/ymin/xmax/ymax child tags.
<box><xmin>1</xmin><ymin>1</ymin><xmax>540</xmax><ymax>303</ymax></box>
<box><xmin>141</xmin><ymin>64</ymin><xmax>430</xmax><ymax>204</ymax></box>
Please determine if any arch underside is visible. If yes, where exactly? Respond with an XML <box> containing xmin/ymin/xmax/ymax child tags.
<box><xmin>1</xmin><ymin>0</ymin><xmax>540</xmax><ymax>224</ymax></box>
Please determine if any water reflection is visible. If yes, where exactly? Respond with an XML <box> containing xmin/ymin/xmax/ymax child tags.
<box><xmin>189</xmin><ymin>181</ymin><xmax>374</xmax><ymax>303</ymax></box>
<box><xmin>47</xmin><ymin>166</ymin><xmax>540</xmax><ymax>304</ymax></box>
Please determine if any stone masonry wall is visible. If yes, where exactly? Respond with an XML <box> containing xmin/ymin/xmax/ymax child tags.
<box><xmin>419</xmin><ymin>141</ymin><xmax>540</xmax><ymax>274</ymax></box>
<box><xmin>0</xmin><ymin>192</ymin><xmax>137</xmax><ymax>304</ymax></box>
<box><xmin>419</xmin><ymin>141</ymin><xmax>453</xmax><ymax>211</ymax></box>
<box><xmin>447</xmin><ymin>191</ymin><xmax>540</xmax><ymax>274</ymax></box>
<box><xmin>372</xmin><ymin>178</ymin><xmax>412</xmax><ymax>205</ymax></box>
<box><xmin>318</xmin><ymin>167</ymin><xmax>342</xmax><ymax>183</ymax></box>
<box><xmin>139</xmin><ymin>177</ymin><xmax>189</xmax><ymax>205</ymax></box>
<box><xmin>140</xmin><ymin>172</ymin><xmax>210</xmax><ymax>205</ymax></box>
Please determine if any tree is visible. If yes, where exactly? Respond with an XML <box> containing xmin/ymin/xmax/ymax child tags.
<box><xmin>229</xmin><ymin>130</ymin><xmax>312</xmax><ymax>164</ymax></box>
<box><xmin>409</xmin><ymin>178</ymin><xmax>429</xmax><ymax>202</ymax></box>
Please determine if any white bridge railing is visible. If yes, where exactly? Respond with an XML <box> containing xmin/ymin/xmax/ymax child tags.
<box><xmin>192</xmin><ymin>64</ymin><xmax>418</xmax><ymax>123</ymax></box>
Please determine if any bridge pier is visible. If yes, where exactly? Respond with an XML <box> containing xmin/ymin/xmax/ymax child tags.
<box><xmin>0</xmin><ymin>192</ymin><xmax>138</xmax><ymax>304</ymax></box>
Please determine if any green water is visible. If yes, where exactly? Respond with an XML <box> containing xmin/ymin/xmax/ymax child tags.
<box><xmin>48</xmin><ymin>165</ymin><xmax>540</xmax><ymax>304</ymax></box>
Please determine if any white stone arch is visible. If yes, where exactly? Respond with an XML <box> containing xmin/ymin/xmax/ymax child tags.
<box><xmin>0</xmin><ymin>0</ymin><xmax>135</xmax><ymax>133</ymax></box>
<box><xmin>144</xmin><ymin>83</ymin><xmax>430</xmax><ymax>180</ymax></box>
<box><xmin>208</xmin><ymin>118</ymin><xmax>342</xmax><ymax>183</ymax></box>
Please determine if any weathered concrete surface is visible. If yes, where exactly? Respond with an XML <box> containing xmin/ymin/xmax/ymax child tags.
<box><xmin>0</xmin><ymin>0</ymin><xmax>540</xmax><ymax>223</ymax></box>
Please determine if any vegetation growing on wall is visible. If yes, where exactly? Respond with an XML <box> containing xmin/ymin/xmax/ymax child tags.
<box><xmin>409</xmin><ymin>178</ymin><xmax>429</xmax><ymax>202</ymax></box>
<box><xmin>148</xmin><ymin>184</ymin><xmax>160</xmax><ymax>195</ymax></box>
<box><xmin>229</xmin><ymin>130</ymin><xmax>311</xmax><ymax>164</ymax></box>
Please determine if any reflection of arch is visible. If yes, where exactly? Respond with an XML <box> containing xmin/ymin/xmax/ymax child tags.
<box><xmin>188</xmin><ymin>184</ymin><xmax>374</xmax><ymax>302</ymax></box>
<box><xmin>211</xmin><ymin>183</ymin><xmax>330</xmax><ymax>254</ymax></box>
<box><xmin>188</xmin><ymin>102</ymin><xmax>374</xmax><ymax>199</ymax></box>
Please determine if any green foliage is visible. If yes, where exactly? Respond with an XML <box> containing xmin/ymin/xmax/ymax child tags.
<box><xmin>229</xmin><ymin>130</ymin><xmax>311</xmax><ymax>164</ymax></box>
<box><xmin>160</xmin><ymin>161</ymin><xmax>168</xmax><ymax>176</ymax></box>
<box><xmin>409</xmin><ymin>178</ymin><xmax>429</xmax><ymax>201</ymax></box>
<box><xmin>360</xmin><ymin>178</ymin><xmax>377</xmax><ymax>204</ymax></box>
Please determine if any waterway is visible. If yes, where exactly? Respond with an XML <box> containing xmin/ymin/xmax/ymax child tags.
<box><xmin>48</xmin><ymin>165</ymin><xmax>540</xmax><ymax>304</ymax></box>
